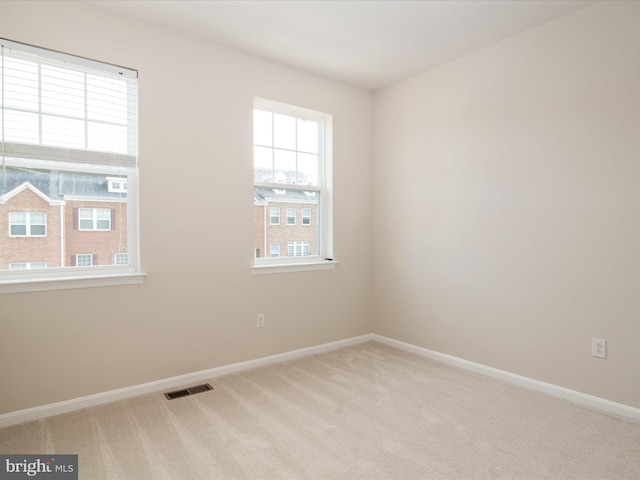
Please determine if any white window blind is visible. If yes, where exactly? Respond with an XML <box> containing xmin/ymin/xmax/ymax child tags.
<box><xmin>1</xmin><ymin>38</ymin><xmax>138</xmax><ymax>175</ymax></box>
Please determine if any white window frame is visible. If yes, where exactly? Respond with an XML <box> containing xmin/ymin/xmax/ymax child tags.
<box><xmin>75</xmin><ymin>254</ymin><xmax>93</xmax><ymax>267</ymax></box>
<box><xmin>302</xmin><ymin>208</ymin><xmax>311</xmax><ymax>226</ymax></box>
<box><xmin>286</xmin><ymin>207</ymin><xmax>296</xmax><ymax>225</ymax></box>
<box><xmin>9</xmin><ymin>262</ymin><xmax>47</xmax><ymax>270</ymax></box>
<box><xmin>107</xmin><ymin>177</ymin><xmax>128</xmax><ymax>193</ymax></box>
<box><xmin>9</xmin><ymin>212</ymin><xmax>46</xmax><ymax>237</ymax></box>
<box><xmin>252</xmin><ymin>98</ymin><xmax>335</xmax><ymax>274</ymax></box>
<box><xmin>114</xmin><ymin>253</ymin><xmax>128</xmax><ymax>265</ymax></box>
<box><xmin>79</xmin><ymin>208</ymin><xmax>111</xmax><ymax>231</ymax></box>
<box><xmin>270</xmin><ymin>243</ymin><xmax>280</xmax><ymax>257</ymax></box>
<box><xmin>270</xmin><ymin>207</ymin><xmax>280</xmax><ymax>225</ymax></box>
<box><xmin>0</xmin><ymin>38</ymin><xmax>145</xmax><ymax>294</ymax></box>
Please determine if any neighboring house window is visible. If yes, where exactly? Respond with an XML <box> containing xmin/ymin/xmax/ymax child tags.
<box><xmin>255</xmin><ymin>248</ymin><xmax>260</xmax><ymax>258</ymax></box>
<box><xmin>9</xmin><ymin>262</ymin><xmax>47</xmax><ymax>270</ymax></box>
<box><xmin>0</xmin><ymin>38</ymin><xmax>141</xmax><ymax>293</ymax></box>
<box><xmin>9</xmin><ymin>212</ymin><xmax>46</xmax><ymax>237</ymax></box>
<box><xmin>114</xmin><ymin>253</ymin><xmax>128</xmax><ymax>265</ymax></box>
<box><xmin>107</xmin><ymin>178</ymin><xmax>127</xmax><ymax>193</ymax></box>
<box><xmin>286</xmin><ymin>208</ymin><xmax>296</xmax><ymax>225</ymax></box>
<box><xmin>270</xmin><ymin>207</ymin><xmax>280</xmax><ymax>225</ymax></box>
<box><xmin>270</xmin><ymin>243</ymin><xmax>280</xmax><ymax>257</ymax></box>
<box><xmin>78</xmin><ymin>208</ymin><xmax>111</xmax><ymax>231</ymax></box>
<box><xmin>302</xmin><ymin>208</ymin><xmax>311</xmax><ymax>225</ymax></box>
<box><xmin>253</xmin><ymin>98</ymin><xmax>333</xmax><ymax>269</ymax></box>
<box><xmin>74</xmin><ymin>254</ymin><xmax>94</xmax><ymax>267</ymax></box>
<box><xmin>287</xmin><ymin>241</ymin><xmax>310</xmax><ymax>257</ymax></box>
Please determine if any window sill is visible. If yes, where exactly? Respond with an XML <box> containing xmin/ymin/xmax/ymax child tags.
<box><xmin>252</xmin><ymin>259</ymin><xmax>338</xmax><ymax>275</ymax></box>
<box><xmin>0</xmin><ymin>272</ymin><xmax>147</xmax><ymax>294</ymax></box>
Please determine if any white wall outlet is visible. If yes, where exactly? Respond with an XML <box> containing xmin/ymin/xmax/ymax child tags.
<box><xmin>256</xmin><ymin>313</ymin><xmax>265</xmax><ymax>328</ymax></box>
<box><xmin>592</xmin><ymin>338</ymin><xmax>606</xmax><ymax>359</ymax></box>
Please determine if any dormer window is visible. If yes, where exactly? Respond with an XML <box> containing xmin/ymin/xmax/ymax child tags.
<box><xmin>107</xmin><ymin>177</ymin><xmax>128</xmax><ymax>193</ymax></box>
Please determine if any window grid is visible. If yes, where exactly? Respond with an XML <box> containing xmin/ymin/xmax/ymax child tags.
<box><xmin>286</xmin><ymin>207</ymin><xmax>296</xmax><ymax>225</ymax></box>
<box><xmin>9</xmin><ymin>262</ymin><xmax>47</xmax><ymax>270</ymax></box>
<box><xmin>287</xmin><ymin>241</ymin><xmax>310</xmax><ymax>257</ymax></box>
<box><xmin>270</xmin><ymin>243</ymin><xmax>280</xmax><ymax>257</ymax></box>
<box><xmin>79</xmin><ymin>208</ymin><xmax>111</xmax><ymax>231</ymax></box>
<box><xmin>302</xmin><ymin>208</ymin><xmax>311</xmax><ymax>225</ymax></box>
<box><xmin>270</xmin><ymin>207</ymin><xmax>280</xmax><ymax>225</ymax></box>
<box><xmin>76</xmin><ymin>254</ymin><xmax>93</xmax><ymax>267</ymax></box>
<box><xmin>9</xmin><ymin>212</ymin><xmax>46</xmax><ymax>237</ymax></box>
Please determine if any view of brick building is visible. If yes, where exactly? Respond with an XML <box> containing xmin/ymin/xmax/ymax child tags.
<box><xmin>0</xmin><ymin>168</ymin><xmax>128</xmax><ymax>270</ymax></box>
<box><xmin>253</xmin><ymin>169</ymin><xmax>319</xmax><ymax>259</ymax></box>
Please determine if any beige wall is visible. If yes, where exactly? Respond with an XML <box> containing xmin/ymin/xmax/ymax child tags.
<box><xmin>0</xmin><ymin>1</ymin><xmax>373</xmax><ymax>414</ymax></box>
<box><xmin>373</xmin><ymin>1</ymin><xmax>640</xmax><ymax>408</ymax></box>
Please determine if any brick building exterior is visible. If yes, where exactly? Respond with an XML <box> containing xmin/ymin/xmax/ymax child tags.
<box><xmin>254</xmin><ymin>188</ymin><xmax>318</xmax><ymax>258</ymax></box>
<box><xmin>0</xmin><ymin>169</ymin><xmax>128</xmax><ymax>271</ymax></box>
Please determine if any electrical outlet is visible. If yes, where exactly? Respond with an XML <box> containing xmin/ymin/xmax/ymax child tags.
<box><xmin>256</xmin><ymin>313</ymin><xmax>265</xmax><ymax>328</ymax></box>
<box><xmin>592</xmin><ymin>338</ymin><xmax>606</xmax><ymax>359</ymax></box>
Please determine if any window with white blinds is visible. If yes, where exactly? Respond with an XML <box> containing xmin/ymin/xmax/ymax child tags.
<box><xmin>0</xmin><ymin>38</ymin><xmax>143</xmax><ymax>293</ymax></box>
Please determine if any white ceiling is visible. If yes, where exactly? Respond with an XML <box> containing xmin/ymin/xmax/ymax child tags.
<box><xmin>88</xmin><ymin>0</ymin><xmax>596</xmax><ymax>91</ymax></box>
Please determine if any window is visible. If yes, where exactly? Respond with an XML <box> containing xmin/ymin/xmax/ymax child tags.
<box><xmin>9</xmin><ymin>262</ymin><xmax>46</xmax><ymax>270</ymax></box>
<box><xmin>9</xmin><ymin>212</ymin><xmax>46</xmax><ymax>236</ymax></box>
<box><xmin>75</xmin><ymin>254</ymin><xmax>93</xmax><ymax>267</ymax></box>
<box><xmin>270</xmin><ymin>243</ymin><xmax>280</xmax><ymax>257</ymax></box>
<box><xmin>253</xmin><ymin>98</ymin><xmax>333</xmax><ymax>272</ymax></box>
<box><xmin>288</xmin><ymin>241</ymin><xmax>310</xmax><ymax>257</ymax></box>
<box><xmin>107</xmin><ymin>177</ymin><xmax>127</xmax><ymax>193</ymax></box>
<box><xmin>286</xmin><ymin>208</ymin><xmax>296</xmax><ymax>225</ymax></box>
<box><xmin>78</xmin><ymin>208</ymin><xmax>111</xmax><ymax>231</ymax></box>
<box><xmin>0</xmin><ymin>38</ymin><xmax>142</xmax><ymax>293</ymax></box>
<box><xmin>114</xmin><ymin>253</ymin><xmax>128</xmax><ymax>265</ymax></box>
<box><xmin>270</xmin><ymin>207</ymin><xmax>280</xmax><ymax>225</ymax></box>
<box><xmin>302</xmin><ymin>208</ymin><xmax>311</xmax><ymax>226</ymax></box>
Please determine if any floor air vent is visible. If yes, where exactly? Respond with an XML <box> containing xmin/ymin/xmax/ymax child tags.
<box><xmin>164</xmin><ymin>383</ymin><xmax>213</xmax><ymax>400</ymax></box>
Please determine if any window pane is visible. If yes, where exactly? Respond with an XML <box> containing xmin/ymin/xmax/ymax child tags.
<box><xmin>297</xmin><ymin>118</ymin><xmax>318</xmax><ymax>153</ymax></box>
<box><xmin>254</xmin><ymin>109</ymin><xmax>272</xmax><ymax>146</ymax></box>
<box><xmin>297</xmin><ymin>153</ymin><xmax>318</xmax><ymax>186</ymax></box>
<box><xmin>254</xmin><ymin>146</ymin><xmax>273</xmax><ymax>181</ymax></box>
<box><xmin>30</xmin><ymin>225</ymin><xmax>46</xmax><ymax>236</ymax></box>
<box><xmin>273</xmin><ymin>113</ymin><xmax>296</xmax><ymax>150</ymax></box>
<box><xmin>30</xmin><ymin>213</ymin><xmax>46</xmax><ymax>224</ymax></box>
<box><xmin>273</xmin><ymin>149</ymin><xmax>296</xmax><ymax>181</ymax></box>
<box><xmin>10</xmin><ymin>213</ymin><xmax>27</xmax><ymax>224</ymax></box>
<box><xmin>10</xmin><ymin>225</ymin><xmax>27</xmax><ymax>236</ymax></box>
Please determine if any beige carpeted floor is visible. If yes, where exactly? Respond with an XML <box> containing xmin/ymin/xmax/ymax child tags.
<box><xmin>1</xmin><ymin>342</ymin><xmax>640</xmax><ymax>479</ymax></box>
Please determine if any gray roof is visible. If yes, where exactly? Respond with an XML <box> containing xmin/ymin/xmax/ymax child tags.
<box><xmin>1</xmin><ymin>167</ymin><xmax>126</xmax><ymax>200</ymax></box>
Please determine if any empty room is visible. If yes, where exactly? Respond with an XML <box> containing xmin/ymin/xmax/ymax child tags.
<box><xmin>1</xmin><ymin>1</ymin><xmax>639</xmax><ymax>478</ymax></box>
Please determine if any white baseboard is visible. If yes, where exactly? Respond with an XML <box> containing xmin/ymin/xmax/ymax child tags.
<box><xmin>372</xmin><ymin>334</ymin><xmax>640</xmax><ymax>424</ymax></box>
<box><xmin>0</xmin><ymin>334</ymin><xmax>373</xmax><ymax>429</ymax></box>
<box><xmin>3</xmin><ymin>333</ymin><xmax>638</xmax><ymax>429</ymax></box>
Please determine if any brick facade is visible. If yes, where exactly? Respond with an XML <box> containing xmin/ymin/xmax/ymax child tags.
<box><xmin>1</xmin><ymin>183</ymin><xmax>128</xmax><ymax>270</ymax></box>
<box><xmin>254</xmin><ymin>200</ymin><xmax>318</xmax><ymax>258</ymax></box>
<box><xmin>0</xmin><ymin>187</ymin><xmax>63</xmax><ymax>269</ymax></box>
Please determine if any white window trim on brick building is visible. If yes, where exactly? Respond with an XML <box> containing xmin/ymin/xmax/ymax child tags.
<box><xmin>0</xmin><ymin>38</ymin><xmax>145</xmax><ymax>294</ymax></box>
<box><xmin>9</xmin><ymin>212</ymin><xmax>47</xmax><ymax>237</ymax></box>
<box><xmin>252</xmin><ymin>98</ymin><xmax>336</xmax><ymax>274</ymax></box>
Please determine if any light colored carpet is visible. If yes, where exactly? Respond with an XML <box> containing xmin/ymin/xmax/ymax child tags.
<box><xmin>1</xmin><ymin>341</ymin><xmax>639</xmax><ymax>479</ymax></box>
